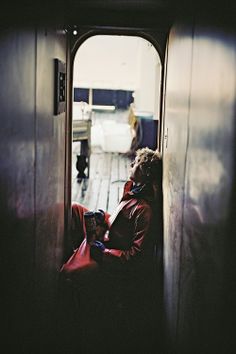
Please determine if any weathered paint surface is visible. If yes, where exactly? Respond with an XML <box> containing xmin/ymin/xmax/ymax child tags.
<box><xmin>162</xmin><ymin>24</ymin><xmax>193</xmax><ymax>350</ymax></box>
<box><xmin>0</xmin><ymin>28</ymin><xmax>67</xmax><ymax>352</ymax></box>
<box><xmin>163</xmin><ymin>18</ymin><xmax>236</xmax><ymax>353</ymax></box>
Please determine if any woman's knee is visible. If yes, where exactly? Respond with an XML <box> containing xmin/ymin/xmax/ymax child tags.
<box><xmin>71</xmin><ymin>202</ymin><xmax>88</xmax><ymax>247</ymax></box>
<box><xmin>72</xmin><ymin>202</ymin><xmax>88</xmax><ymax>217</ymax></box>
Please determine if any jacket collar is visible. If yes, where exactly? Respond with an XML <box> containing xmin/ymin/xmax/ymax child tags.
<box><xmin>122</xmin><ymin>180</ymin><xmax>155</xmax><ymax>203</ymax></box>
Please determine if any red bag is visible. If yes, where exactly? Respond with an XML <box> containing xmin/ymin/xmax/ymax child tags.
<box><xmin>60</xmin><ymin>239</ymin><xmax>98</xmax><ymax>278</ymax></box>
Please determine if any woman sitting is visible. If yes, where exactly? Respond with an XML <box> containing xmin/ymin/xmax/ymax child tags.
<box><xmin>60</xmin><ymin>147</ymin><xmax>163</xmax><ymax>353</ymax></box>
<box><xmin>61</xmin><ymin>147</ymin><xmax>162</xmax><ymax>279</ymax></box>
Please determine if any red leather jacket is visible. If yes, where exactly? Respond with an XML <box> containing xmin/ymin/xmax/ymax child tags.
<box><xmin>102</xmin><ymin>180</ymin><xmax>156</xmax><ymax>268</ymax></box>
<box><xmin>61</xmin><ymin>180</ymin><xmax>160</xmax><ymax>278</ymax></box>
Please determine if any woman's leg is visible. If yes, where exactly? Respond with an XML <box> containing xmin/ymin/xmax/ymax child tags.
<box><xmin>71</xmin><ymin>202</ymin><xmax>89</xmax><ymax>249</ymax></box>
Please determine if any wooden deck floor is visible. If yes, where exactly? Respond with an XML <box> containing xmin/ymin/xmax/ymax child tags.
<box><xmin>72</xmin><ymin>151</ymin><xmax>131</xmax><ymax>214</ymax></box>
<box><xmin>71</xmin><ymin>109</ymin><xmax>132</xmax><ymax>213</ymax></box>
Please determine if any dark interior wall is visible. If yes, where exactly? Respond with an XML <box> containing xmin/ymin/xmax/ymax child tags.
<box><xmin>0</xmin><ymin>27</ymin><xmax>67</xmax><ymax>352</ymax></box>
<box><xmin>0</xmin><ymin>28</ymin><xmax>36</xmax><ymax>352</ymax></box>
<box><xmin>34</xmin><ymin>29</ymin><xmax>67</xmax><ymax>349</ymax></box>
<box><xmin>163</xmin><ymin>16</ymin><xmax>236</xmax><ymax>354</ymax></box>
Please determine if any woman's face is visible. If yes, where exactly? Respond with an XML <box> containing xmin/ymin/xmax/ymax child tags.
<box><xmin>129</xmin><ymin>156</ymin><xmax>144</xmax><ymax>184</ymax></box>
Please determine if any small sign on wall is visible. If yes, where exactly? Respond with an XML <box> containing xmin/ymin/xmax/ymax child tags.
<box><xmin>54</xmin><ymin>58</ymin><xmax>66</xmax><ymax>115</ymax></box>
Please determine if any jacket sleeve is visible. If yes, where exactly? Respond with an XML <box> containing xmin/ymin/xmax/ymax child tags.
<box><xmin>102</xmin><ymin>204</ymin><xmax>152</xmax><ymax>264</ymax></box>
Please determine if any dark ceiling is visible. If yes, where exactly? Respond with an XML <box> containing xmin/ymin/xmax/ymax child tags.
<box><xmin>1</xmin><ymin>0</ymin><xmax>235</xmax><ymax>29</ymax></box>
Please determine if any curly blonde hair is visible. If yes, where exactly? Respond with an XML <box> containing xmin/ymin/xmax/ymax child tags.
<box><xmin>135</xmin><ymin>147</ymin><xmax>162</xmax><ymax>183</ymax></box>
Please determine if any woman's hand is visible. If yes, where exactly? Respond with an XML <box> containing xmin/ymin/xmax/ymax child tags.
<box><xmin>90</xmin><ymin>240</ymin><xmax>106</xmax><ymax>263</ymax></box>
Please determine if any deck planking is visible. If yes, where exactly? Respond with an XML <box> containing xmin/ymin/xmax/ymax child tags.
<box><xmin>72</xmin><ymin>151</ymin><xmax>131</xmax><ymax>214</ymax></box>
<box><xmin>71</xmin><ymin>109</ymin><xmax>132</xmax><ymax>213</ymax></box>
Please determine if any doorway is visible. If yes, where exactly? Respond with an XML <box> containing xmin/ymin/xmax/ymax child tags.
<box><xmin>71</xmin><ymin>34</ymin><xmax>162</xmax><ymax>214</ymax></box>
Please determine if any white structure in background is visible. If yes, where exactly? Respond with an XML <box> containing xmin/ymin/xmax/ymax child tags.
<box><xmin>134</xmin><ymin>39</ymin><xmax>161</xmax><ymax>119</ymax></box>
<box><xmin>73</xmin><ymin>35</ymin><xmax>161</xmax><ymax>153</ymax></box>
<box><xmin>73</xmin><ymin>101</ymin><xmax>90</xmax><ymax>119</ymax></box>
<box><xmin>100</xmin><ymin>121</ymin><xmax>132</xmax><ymax>153</ymax></box>
<box><xmin>73</xmin><ymin>35</ymin><xmax>140</xmax><ymax>91</ymax></box>
<box><xmin>90</xmin><ymin>120</ymin><xmax>132</xmax><ymax>153</ymax></box>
